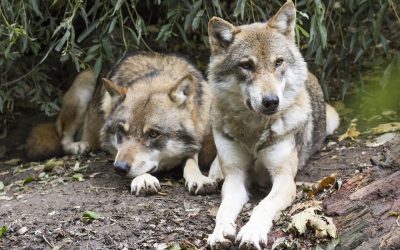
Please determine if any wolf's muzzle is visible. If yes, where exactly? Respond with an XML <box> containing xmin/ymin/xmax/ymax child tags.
<box><xmin>114</xmin><ymin>161</ymin><xmax>131</xmax><ymax>175</ymax></box>
<box><xmin>261</xmin><ymin>94</ymin><xmax>279</xmax><ymax>114</ymax></box>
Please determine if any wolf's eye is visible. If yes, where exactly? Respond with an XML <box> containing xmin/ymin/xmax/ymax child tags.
<box><xmin>148</xmin><ymin>130</ymin><xmax>160</xmax><ymax>139</ymax></box>
<box><xmin>275</xmin><ymin>58</ymin><xmax>284</xmax><ymax>68</ymax></box>
<box><xmin>239</xmin><ymin>61</ymin><xmax>253</xmax><ymax>71</ymax></box>
<box><xmin>116</xmin><ymin>124</ymin><xmax>125</xmax><ymax>142</ymax></box>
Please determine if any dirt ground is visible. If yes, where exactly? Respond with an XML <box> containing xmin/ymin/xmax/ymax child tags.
<box><xmin>0</xmin><ymin>110</ymin><xmax>399</xmax><ymax>250</ymax></box>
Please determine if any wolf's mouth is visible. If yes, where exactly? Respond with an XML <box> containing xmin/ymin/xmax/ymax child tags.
<box><xmin>261</xmin><ymin>108</ymin><xmax>278</xmax><ymax>116</ymax></box>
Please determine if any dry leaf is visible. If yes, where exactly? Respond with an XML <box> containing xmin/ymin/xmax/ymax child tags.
<box><xmin>289</xmin><ymin>206</ymin><xmax>337</xmax><ymax>238</ymax></box>
<box><xmin>369</xmin><ymin>122</ymin><xmax>400</xmax><ymax>135</ymax></box>
<box><xmin>309</xmin><ymin>173</ymin><xmax>337</xmax><ymax>196</ymax></box>
<box><xmin>365</xmin><ymin>133</ymin><xmax>396</xmax><ymax>147</ymax></box>
<box><xmin>289</xmin><ymin>200</ymin><xmax>322</xmax><ymax>215</ymax></box>
<box><xmin>338</xmin><ymin>120</ymin><xmax>360</xmax><ymax>141</ymax></box>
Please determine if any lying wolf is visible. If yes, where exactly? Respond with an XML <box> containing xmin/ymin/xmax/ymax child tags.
<box><xmin>26</xmin><ymin>52</ymin><xmax>217</xmax><ymax>195</ymax></box>
<box><xmin>206</xmin><ymin>1</ymin><xmax>340</xmax><ymax>249</ymax></box>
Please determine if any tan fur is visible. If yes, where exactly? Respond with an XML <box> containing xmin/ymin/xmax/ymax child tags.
<box><xmin>206</xmin><ymin>1</ymin><xmax>339</xmax><ymax>249</ymax></box>
<box><xmin>25</xmin><ymin>52</ymin><xmax>217</xmax><ymax>195</ymax></box>
<box><xmin>25</xmin><ymin>123</ymin><xmax>62</xmax><ymax>161</ymax></box>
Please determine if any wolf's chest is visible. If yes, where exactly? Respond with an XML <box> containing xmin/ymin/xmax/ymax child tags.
<box><xmin>220</xmin><ymin>113</ymin><xmax>273</xmax><ymax>154</ymax></box>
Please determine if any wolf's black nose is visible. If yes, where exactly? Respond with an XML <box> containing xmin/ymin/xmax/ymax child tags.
<box><xmin>262</xmin><ymin>95</ymin><xmax>279</xmax><ymax>111</ymax></box>
<box><xmin>114</xmin><ymin>161</ymin><xmax>130</xmax><ymax>175</ymax></box>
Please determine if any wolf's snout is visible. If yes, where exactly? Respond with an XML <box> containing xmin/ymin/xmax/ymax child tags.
<box><xmin>262</xmin><ymin>95</ymin><xmax>279</xmax><ymax>113</ymax></box>
<box><xmin>114</xmin><ymin>160</ymin><xmax>131</xmax><ymax>175</ymax></box>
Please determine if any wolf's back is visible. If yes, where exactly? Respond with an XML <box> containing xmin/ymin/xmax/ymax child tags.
<box><xmin>25</xmin><ymin>123</ymin><xmax>63</xmax><ymax>161</ymax></box>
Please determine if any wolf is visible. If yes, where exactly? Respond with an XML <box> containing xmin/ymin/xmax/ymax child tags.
<box><xmin>206</xmin><ymin>1</ymin><xmax>340</xmax><ymax>249</ymax></box>
<box><xmin>26</xmin><ymin>52</ymin><xmax>218</xmax><ymax>195</ymax></box>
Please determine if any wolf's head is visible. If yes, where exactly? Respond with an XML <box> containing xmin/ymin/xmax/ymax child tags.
<box><xmin>208</xmin><ymin>0</ymin><xmax>307</xmax><ymax>115</ymax></box>
<box><xmin>100</xmin><ymin>72</ymin><xmax>201</xmax><ymax>177</ymax></box>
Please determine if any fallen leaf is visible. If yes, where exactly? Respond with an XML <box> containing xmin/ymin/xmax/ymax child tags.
<box><xmin>388</xmin><ymin>211</ymin><xmax>399</xmax><ymax>217</ymax></box>
<box><xmin>289</xmin><ymin>206</ymin><xmax>337</xmax><ymax>238</ymax></box>
<box><xmin>73</xmin><ymin>162</ymin><xmax>80</xmax><ymax>171</ymax></box>
<box><xmin>0</xmin><ymin>196</ymin><xmax>13</xmax><ymax>201</ymax></box>
<box><xmin>71</xmin><ymin>173</ymin><xmax>84</xmax><ymax>181</ymax></box>
<box><xmin>44</xmin><ymin>158</ymin><xmax>63</xmax><ymax>172</ymax></box>
<box><xmin>289</xmin><ymin>200</ymin><xmax>322</xmax><ymax>215</ymax></box>
<box><xmin>309</xmin><ymin>173</ymin><xmax>337</xmax><ymax>196</ymax></box>
<box><xmin>18</xmin><ymin>226</ymin><xmax>28</xmax><ymax>235</ymax></box>
<box><xmin>23</xmin><ymin>176</ymin><xmax>36</xmax><ymax>185</ymax></box>
<box><xmin>365</xmin><ymin>133</ymin><xmax>396</xmax><ymax>147</ymax></box>
<box><xmin>89</xmin><ymin>172</ymin><xmax>101</xmax><ymax>178</ymax></box>
<box><xmin>82</xmin><ymin>211</ymin><xmax>100</xmax><ymax>220</ymax></box>
<box><xmin>0</xmin><ymin>181</ymin><xmax>4</xmax><ymax>191</ymax></box>
<box><xmin>338</xmin><ymin>120</ymin><xmax>360</xmax><ymax>141</ymax></box>
<box><xmin>0</xmin><ymin>226</ymin><xmax>7</xmax><ymax>237</ymax></box>
<box><xmin>166</xmin><ymin>243</ymin><xmax>181</xmax><ymax>250</ymax></box>
<box><xmin>369</xmin><ymin>122</ymin><xmax>400</xmax><ymax>135</ymax></box>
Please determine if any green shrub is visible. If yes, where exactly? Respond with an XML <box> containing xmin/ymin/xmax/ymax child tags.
<box><xmin>1</xmin><ymin>0</ymin><xmax>398</xmax><ymax>115</ymax></box>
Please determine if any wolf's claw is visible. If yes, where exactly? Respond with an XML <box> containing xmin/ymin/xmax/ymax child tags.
<box><xmin>185</xmin><ymin>175</ymin><xmax>218</xmax><ymax>195</ymax></box>
<box><xmin>236</xmin><ymin>223</ymin><xmax>268</xmax><ymax>250</ymax></box>
<box><xmin>207</xmin><ymin>223</ymin><xmax>236</xmax><ymax>249</ymax></box>
<box><xmin>130</xmin><ymin>174</ymin><xmax>161</xmax><ymax>196</ymax></box>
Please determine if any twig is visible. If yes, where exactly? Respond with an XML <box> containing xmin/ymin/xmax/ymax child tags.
<box><xmin>88</xmin><ymin>182</ymin><xmax>116</xmax><ymax>190</ymax></box>
<box><xmin>42</xmin><ymin>234</ymin><xmax>54</xmax><ymax>248</ymax></box>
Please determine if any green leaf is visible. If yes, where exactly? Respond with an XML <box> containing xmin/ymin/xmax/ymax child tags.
<box><xmin>156</xmin><ymin>24</ymin><xmax>172</xmax><ymax>42</ymax></box>
<box><xmin>78</xmin><ymin>20</ymin><xmax>100</xmax><ymax>43</ymax></box>
<box><xmin>29</xmin><ymin>0</ymin><xmax>42</xmax><ymax>17</ymax></box>
<box><xmin>72</xmin><ymin>173</ymin><xmax>84</xmax><ymax>181</ymax></box>
<box><xmin>23</xmin><ymin>176</ymin><xmax>36</xmax><ymax>185</ymax></box>
<box><xmin>113</xmin><ymin>0</ymin><xmax>124</xmax><ymax>15</ymax></box>
<box><xmin>94</xmin><ymin>56</ymin><xmax>103</xmax><ymax>77</ymax></box>
<box><xmin>82</xmin><ymin>211</ymin><xmax>100</xmax><ymax>220</ymax></box>
<box><xmin>0</xmin><ymin>226</ymin><xmax>7</xmax><ymax>237</ymax></box>
<box><xmin>233</xmin><ymin>0</ymin><xmax>246</xmax><ymax>20</ymax></box>
<box><xmin>55</xmin><ymin>30</ymin><xmax>70</xmax><ymax>52</ymax></box>
<box><xmin>108</xmin><ymin>17</ymin><xmax>118</xmax><ymax>34</ymax></box>
<box><xmin>192</xmin><ymin>9</ymin><xmax>205</xmax><ymax>31</ymax></box>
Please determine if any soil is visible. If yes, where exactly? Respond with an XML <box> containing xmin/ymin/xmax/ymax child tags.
<box><xmin>0</xmin><ymin>111</ymin><xmax>399</xmax><ymax>250</ymax></box>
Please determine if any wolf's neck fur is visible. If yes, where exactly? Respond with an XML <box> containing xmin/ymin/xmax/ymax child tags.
<box><xmin>211</xmin><ymin>80</ymin><xmax>311</xmax><ymax>154</ymax></box>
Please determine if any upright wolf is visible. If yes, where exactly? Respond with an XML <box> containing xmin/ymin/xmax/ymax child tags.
<box><xmin>206</xmin><ymin>1</ymin><xmax>340</xmax><ymax>249</ymax></box>
<box><xmin>26</xmin><ymin>52</ymin><xmax>218</xmax><ymax>195</ymax></box>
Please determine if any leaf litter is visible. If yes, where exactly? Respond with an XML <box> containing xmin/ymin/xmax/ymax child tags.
<box><xmin>289</xmin><ymin>205</ymin><xmax>337</xmax><ymax>238</ymax></box>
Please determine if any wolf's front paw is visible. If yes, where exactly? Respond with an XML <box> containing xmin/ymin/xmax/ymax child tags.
<box><xmin>236</xmin><ymin>223</ymin><xmax>268</xmax><ymax>250</ymax></box>
<box><xmin>207</xmin><ymin>223</ymin><xmax>236</xmax><ymax>249</ymax></box>
<box><xmin>64</xmin><ymin>141</ymin><xmax>90</xmax><ymax>155</ymax></box>
<box><xmin>185</xmin><ymin>175</ymin><xmax>218</xmax><ymax>195</ymax></box>
<box><xmin>130</xmin><ymin>174</ymin><xmax>161</xmax><ymax>196</ymax></box>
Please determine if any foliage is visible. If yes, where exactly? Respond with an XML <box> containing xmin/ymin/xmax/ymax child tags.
<box><xmin>0</xmin><ymin>0</ymin><xmax>399</xmax><ymax>115</ymax></box>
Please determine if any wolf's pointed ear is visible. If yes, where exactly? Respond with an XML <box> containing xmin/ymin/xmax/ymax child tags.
<box><xmin>169</xmin><ymin>74</ymin><xmax>195</xmax><ymax>107</ymax></box>
<box><xmin>268</xmin><ymin>0</ymin><xmax>296</xmax><ymax>40</ymax></box>
<box><xmin>102</xmin><ymin>78</ymin><xmax>127</xmax><ymax>97</ymax></box>
<box><xmin>208</xmin><ymin>17</ymin><xmax>240</xmax><ymax>53</ymax></box>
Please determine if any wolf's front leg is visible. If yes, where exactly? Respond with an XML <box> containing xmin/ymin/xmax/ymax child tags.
<box><xmin>236</xmin><ymin>137</ymin><xmax>298</xmax><ymax>250</ymax></box>
<box><xmin>183</xmin><ymin>154</ymin><xmax>218</xmax><ymax>195</ymax></box>
<box><xmin>130</xmin><ymin>173</ymin><xmax>161</xmax><ymax>196</ymax></box>
<box><xmin>208</xmin><ymin>130</ymin><xmax>252</xmax><ymax>249</ymax></box>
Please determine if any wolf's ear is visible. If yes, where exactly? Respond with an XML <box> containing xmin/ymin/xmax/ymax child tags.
<box><xmin>268</xmin><ymin>0</ymin><xmax>296</xmax><ymax>40</ymax></box>
<box><xmin>208</xmin><ymin>17</ymin><xmax>240</xmax><ymax>53</ymax></box>
<box><xmin>102</xmin><ymin>78</ymin><xmax>127</xmax><ymax>97</ymax></box>
<box><xmin>169</xmin><ymin>74</ymin><xmax>195</xmax><ymax>107</ymax></box>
